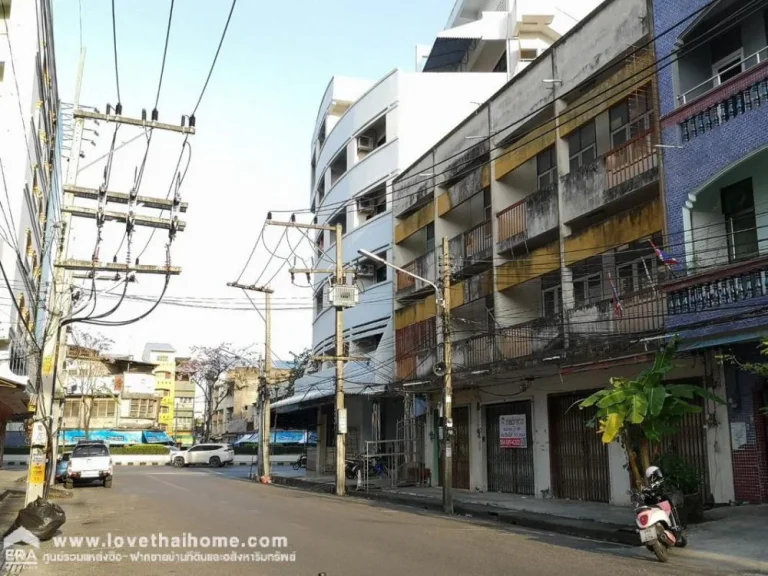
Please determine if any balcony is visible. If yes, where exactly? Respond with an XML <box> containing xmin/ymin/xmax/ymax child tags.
<box><xmin>567</xmin><ymin>290</ymin><xmax>665</xmax><ymax>342</ymax></box>
<box><xmin>395</xmin><ymin>317</ymin><xmax>437</xmax><ymax>381</ymax></box>
<box><xmin>394</xmin><ymin>176</ymin><xmax>433</xmax><ymax>219</ymax></box>
<box><xmin>561</xmin><ymin>130</ymin><xmax>659</xmax><ymax>225</ymax></box>
<box><xmin>451</xmin><ymin>317</ymin><xmax>562</xmax><ymax>371</ymax></box>
<box><xmin>671</xmin><ymin>48</ymin><xmax>768</xmax><ymax>143</ymax></box>
<box><xmin>496</xmin><ymin>185</ymin><xmax>558</xmax><ymax>254</ymax></box>
<box><xmin>449</xmin><ymin>220</ymin><xmax>492</xmax><ymax>278</ymax></box>
<box><xmin>663</xmin><ymin>255</ymin><xmax>768</xmax><ymax>323</ymax></box>
<box><xmin>439</xmin><ymin>165</ymin><xmax>488</xmax><ymax>216</ymax></box>
<box><xmin>396</xmin><ymin>250</ymin><xmax>437</xmax><ymax>299</ymax></box>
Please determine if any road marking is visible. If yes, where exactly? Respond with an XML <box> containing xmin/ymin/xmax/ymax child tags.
<box><xmin>148</xmin><ymin>474</ymin><xmax>191</xmax><ymax>492</ymax></box>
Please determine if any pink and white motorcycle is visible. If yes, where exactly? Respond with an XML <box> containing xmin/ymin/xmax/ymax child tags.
<box><xmin>634</xmin><ymin>466</ymin><xmax>688</xmax><ymax>563</ymax></box>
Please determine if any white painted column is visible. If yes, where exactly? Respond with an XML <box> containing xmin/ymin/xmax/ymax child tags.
<box><xmin>608</xmin><ymin>443</ymin><xmax>632</xmax><ymax>506</ymax></box>
<box><xmin>707</xmin><ymin>351</ymin><xmax>735</xmax><ymax>504</ymax></box>
<box><xmin>532</xmin><ymin>389</ymin><xmax>551</xmax><ymax>497</ymax></box>
<box><xmin>469</xmin><ymin>399</ymin><xmax>484</xmax><ymax>491</ymax></box>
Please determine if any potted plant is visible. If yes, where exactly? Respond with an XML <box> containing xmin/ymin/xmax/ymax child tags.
<box><xmin>654</xmin><ymin>451</ymin><xmax>703</xmax><ymax>524</ymax></box>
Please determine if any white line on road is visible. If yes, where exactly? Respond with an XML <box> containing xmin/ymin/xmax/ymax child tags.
<box><xmin>148</xmin><ymin>474</ymin><xmax>191</xmax><ymax>492</ymax></box>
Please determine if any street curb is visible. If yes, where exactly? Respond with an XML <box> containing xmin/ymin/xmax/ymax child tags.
<box><xmin>269</xmin><ymin>476</ymin><xmax>639</xmax><ymax>546</ymax></box>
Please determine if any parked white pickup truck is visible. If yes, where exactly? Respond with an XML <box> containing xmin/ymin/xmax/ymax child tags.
<box><xmin>65</xmin><ymin>441</ymin><xmax>113</xmax><ymax>488</ymax></box>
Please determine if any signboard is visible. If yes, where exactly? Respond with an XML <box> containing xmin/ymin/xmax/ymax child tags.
<box><xmin>233</xmin><ymin>430</ymin><xmax>318</xmax><ymax>445</ymax></box>
<box><xmin>30</xmin><ymin>422</ymin><xmax>47</xmax><ymax>446</ymax></box>
<box><xmin>337</xmin><ymin>409</ymin><xmax>347</xmax><ymax>434</ymax></box>
<box><xmin>142</xmin><ymin>431</ymin><xmax>174</xmax><ymax>444</ymax></box>
<box><xmin>29</xmin><ymin>454</ymin><xmax>46</xmax><ymax>485</ymax></box>
<box><xmin>124</xmin><ymin>373</ymin><xmax>155</xmax><ymax>395</ymax></box>
<box><xmin>499</xmin><ymin>414</ymin><xmax>527</xmax><ymax>449</ymax></box>
<box><xmin>42</xmin><ymin>356</ymin><xmax>53</xmax><ymax>376</ymax></box>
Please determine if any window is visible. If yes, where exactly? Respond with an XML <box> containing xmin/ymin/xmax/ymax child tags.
<box><xmin>542</xmin><ymin>285</ymin><xmax>561</xmax><ymax>317</ymax></box>
<box><xmin>73</xmin><ymin>445</ymin><xmax>109</xmax><ymax>457</ymax></box>
<box><xmin>483</xmin><ymin>188</ymin><xmax>492</xmax><ymax>222</ymax></box>
<box><xmin>358</xmin><ymin>185</ymin><xmax>386</xmax><ymax>221</ymax></box>
<box><xmin>160</xmin><ymin>406</ymin><xmax>169</xmax><ymax>415</ymax></box>
<box><xmin>568</xmin><ymin>122</ymin><xmax>597</xmax><ymax>171</ymax></box>
<box><xmin>711</xmin><ymin>27</ymin><xmax>743</xmax><ymax>86</ymax></box>
<box><xmin>536</xmin><ymin>146</ymin><xmax>557</xmax><ymax>189</ymax></box>
<box><xmin>493</xmin><ymin>51</ymin><xmax>507</xmax><ymax>73</ymax></box>
<box><xmin>129</xmin><ymin>398</ymin><xmax>156</xmax><ymax>418</ymax></box>
<box><xmin>156</xmin><ymin>355</ymin><xmax>168</xmax><ymax>362</ymax></box>
<box><xmin>357</xmin><ymin>115</ymin><xmax>386</xmax><ymax>159</ymax></box>
<box><xmin>722</xmin><ymin>178</ymin><xmax>758</xmax><ymax>262</ymax></box>
<box><xmin>92</xmin><ymin>399</ymin><xmax>116</xmax><ymax>418</ymax></box>
<box><xmin>375</xmin><ymin>262</ymin><xmax>387</xmax><ymax>283</ymax></box>
<box><xmin>609</xmin><ymin>87</ymin><xmax>652</xmax><ymax>148</ymax></box>
<box><xmin>63</xmin><ymin>400</ymin><xmax>80</xmax><ymax>419</ymax></box>
<box><xmin>315</xmin><ymin>289</ymin><xmax>324</xmax><ymax>315</ymax></box>
<box><xmin>426</xmin><ymin>223</ymin><xmax>435</xmax><ymax>253</ymax></box>
<box><xmin>573</xmin><ymin>273</ymin><xmax>603</xmax><ymax>308</ymax></box>
<box><xmin>520</xmin><ymin>49</ymin><xmax>538</xmax><ymax>62</ymax></box>
<box><xmin>614</xmin><ymin>236</ymin><xmax>660</xmax><ymax>294</ymax></box>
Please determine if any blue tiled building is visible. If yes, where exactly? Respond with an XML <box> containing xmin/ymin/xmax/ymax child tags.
<box><xmin>654</xmin><ymin>0</ymin><xmax>768</xmax><ymax>503</ymax></box>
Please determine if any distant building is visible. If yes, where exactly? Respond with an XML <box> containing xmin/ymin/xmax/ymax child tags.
<box><xmin>142</xmin><ymin>343</ymin><xmax>177</xmax><ymax>435</ymax></box>
<box><xmin>174</xmin><ymin>357</ymin><xmax>195</xmax><ymax>446</ymax></box>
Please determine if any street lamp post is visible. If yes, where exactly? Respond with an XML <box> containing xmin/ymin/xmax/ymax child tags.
<box><xmin>358</xmin><ymin>247</ymin><xmax>454</xmax><ymax>514</ymax></box>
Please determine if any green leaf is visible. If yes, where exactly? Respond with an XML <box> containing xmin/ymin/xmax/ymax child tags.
<box><xmin>666</xmin><ymin>384</ymin><xmax>699</xmax><ymax>399</ymax></box>
<box><xmin>597</xmin><ymin>389</ymin><xmax>627</xmax><ymax>408</ymax></box>
<box><xmin>647</xmin><ymin>386</ymin><xmax>667</xmax><ymax>416</ymax></box>
<box><xmin>579</xmin><ymin>391</ymin><xmax>605</xmax><ymax>409</ymax></box>
<box><xmin>628</xmin><ymin>393</ymin><xmax>648</xmax><ymax>424</ymax></box>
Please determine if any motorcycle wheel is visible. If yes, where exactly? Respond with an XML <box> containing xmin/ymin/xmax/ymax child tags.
<box><xmin>675</xmin><ymin>532</ymin><xmax>688</xmax><ymax>548</ymax></box>
<box><xmin>651</xmin><ymin>541</ymin><xmax>669</xmax><ymax>563</ymax></box>
<box><xmin>292</xmin><ymin>463</ymin><xmax>300</xmax><ymax>470</ymax></box>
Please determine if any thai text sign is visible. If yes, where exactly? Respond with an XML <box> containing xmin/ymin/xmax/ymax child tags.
<box><xmin>499</xmin><ymin>414</ymin><xmax>527</xmax><ymax>448</ymax></box>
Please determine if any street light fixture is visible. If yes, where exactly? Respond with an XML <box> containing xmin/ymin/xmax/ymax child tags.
<box><xmin>357</xmin><ymin>248</ymin><xmax>454</xmax><ymax>514</ymax></box>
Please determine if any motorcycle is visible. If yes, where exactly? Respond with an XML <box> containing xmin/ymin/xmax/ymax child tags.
<box><xmin>344</xmin><ymin>456</ymin><xmax>360</xmax><ymax>479</ymax></box>
<box><xmin>291</xmin><ymin>454</ymin><xmax>307</xmax><ymax>470</ymax></box>
<box><xmin>635</xmin><ymin>466</ymin><xmax>687</xmax><ymax>563</ymax></box>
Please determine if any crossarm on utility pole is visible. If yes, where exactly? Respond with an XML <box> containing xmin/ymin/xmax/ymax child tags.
<box><xmin>73</xmin><ymin>109</ymin><xmax>196</xmax><ymax>134</ymax></box>
<box><xmin>64</xmin><ymin>184</ymin><xmax>189</xmax><ymax>212</ymax></box>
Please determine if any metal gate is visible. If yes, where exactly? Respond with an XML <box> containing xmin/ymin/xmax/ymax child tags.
<box><xmin>549</xmin><ymin>391</ymin><xmax>611</xmax><ymax>503</ymax></box>
<box><xmin>438</xmin><ymin>406</ymin><xmax>470</xmax><ymax>490</ymax></box>
<box><xmin>485</xmin><ymin>401</ymin><xmax>535</xmax><ymax>495</ymax></box>
<box><xmin>659</xmin><ymin>396</ymin><xmax>711</xmax><ymax>501</ymax></box>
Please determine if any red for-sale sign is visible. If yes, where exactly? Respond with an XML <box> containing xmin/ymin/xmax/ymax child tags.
<box><xmin>499</xmin><ymin>414</ymin><xmax>527</xmax><ymax>449</ymax></box>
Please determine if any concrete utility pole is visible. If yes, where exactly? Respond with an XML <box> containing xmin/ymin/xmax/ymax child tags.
<box><xmin>26</xmin><ymin>48</ymin><xmax>87</xmax><ymax>506</ymax></box>
<box><xmin>441</xmin><ymin>236</ymin><xmax>453</xmax><ymax>515</ymax></box>
<box><xmin>226</xmin><ymin>282</ymin><xmax>274</xmax><ymax>480</ymax></box>
<box><xmin>29</xmin><ymin>63</ymin><xmax>192</xmax><ymax>501</ymax></box>
<box><xmin>266</xmin><ymin>218</ymin><xmax>359</xmax><ymax>496</ymax></box>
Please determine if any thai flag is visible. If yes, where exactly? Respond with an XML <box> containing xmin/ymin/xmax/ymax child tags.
<box><xmin>648</xmin><ymin>239</ymin><xmax>679</xmax><ymax>265</ymax></box>
<box><xmin>608</xmin><ymin>272</ymin><xmax>623</xmax><ymax>319</ymax></box>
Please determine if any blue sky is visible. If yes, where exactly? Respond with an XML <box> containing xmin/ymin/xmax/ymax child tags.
<box><xmin>51</xmin><ymin>0</ymin><xmax>452</xmax><ymax>359</ymax></box>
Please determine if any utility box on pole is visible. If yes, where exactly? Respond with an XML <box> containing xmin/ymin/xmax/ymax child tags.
<box><xmin>329</xmin><ymin>285</ymin><xmax>359</xmax><ymax>308</ymax></box>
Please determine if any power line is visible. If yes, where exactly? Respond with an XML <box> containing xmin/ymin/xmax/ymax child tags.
<box><xmin>155</xmin><ymin>0</ymin><xmax>175</xmax><ymax>109</ymax></box>
<box><xmin>111</xmin><ymin>0</ymin><xmax>122</xmax><ymax>103</ymax></box>
<box><xmin>191</xmin><ymin>0</ymin><xmax>238</xmax><ymax>115</ymax></box>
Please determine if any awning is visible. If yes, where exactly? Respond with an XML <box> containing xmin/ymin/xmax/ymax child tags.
<box><xmin>271</xmin><ymin>362</ymin><xmax>386</xmax><ymax>412</ymax></box>
<box><xmin>143</xmin><ymin>430</ymin><xmax>175</xmax><ymax>444</ymax></box>
<box><xmin>234</xmin><ymin>430</ymin><xmax>318</xmax><ymax>445</ymax></box>
<box><xmin>0</xmin><ymin>363</ymin><xmax>31</xmax><ymax>417</ymax></box>
<box><xmin>422</xmin><ymin>11</ymin><xmax>507</xmax><ymax>72</ymax></box>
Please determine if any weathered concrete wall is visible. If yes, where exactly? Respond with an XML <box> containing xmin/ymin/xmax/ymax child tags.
<box><xmin>526</xmin><ymin>186</ymin><xmax>559</xmax><ymax>239</ymax></box>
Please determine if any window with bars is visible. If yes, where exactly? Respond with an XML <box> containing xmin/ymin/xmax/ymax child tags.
<box><xmin>568</xmin><ymin>122</ymin><xmax>597</xmax><ymax>171</ymax></box>
<box><xmin>542</xmin><ymin>285</ymin><xmax>562</xmax><ymax>317</ymax></box>
<box><xmin>92</xmin><ymin>399</ymin><xmax>116</xmax><ymax>418</ymax></box>
<box><xmin>573</xmin><ymin>273</ymin><xmax>603</xmax><ymax>308</ymax></box>
<box><xmin>63</xmin><ymin>400</ymin><xmax>80</xmax><ymax>419</ymax></box>
<box><xmin>129</xmin><ymin>398</ymin><xmax>156</xmax><ymax>418</ymax></box>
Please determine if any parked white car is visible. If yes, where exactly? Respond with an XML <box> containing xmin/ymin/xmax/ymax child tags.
<box><xmin>65</xmin><ymin>441</ymin><xmax>113</xmax><ymax>488</ymax></box>
<box><xmin>171</xmin><ymin>443</ymin><xmax>234</xmax><ymax>468</ymax></box>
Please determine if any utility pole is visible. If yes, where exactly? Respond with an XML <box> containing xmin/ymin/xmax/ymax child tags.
<box><xmin>226</xmin><ymin>282</ymin><xmax>273</xmax><ymax>481</ymax></box>
<box><xmin>30</xmin><ymin>66</ymin><xmax>192</xmax><ymax>500</ymax></box>
<box><xmin>441</xmin><ymin>236</ymin><xmax>453</xmax><ymax>515</ymax></box>
<box><xmin>266</xmin><ymin>218</ymin><xmax>359</xmax><ymax>496</ymax></box>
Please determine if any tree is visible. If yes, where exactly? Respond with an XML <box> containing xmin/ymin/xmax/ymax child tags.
<box><xmin>179</xmin><ymin>343</ymin><xmax>257</xmax><ymax>442</ymax></box>
<box><xmin>284</xmin><ymin>348</ymin><xmax>312</xmax><ymax>398</ymax></box>
<box><xmin>579</xmin><ymin>338</ymin><xmax>724</xmax><ymax>489</ymax></box>
<box><xmin>67</xmin><ymin>329</ymin><xmax>115</xmax><ymax>441</ymax></box>
<box><xmin>719</xmin><ymin>338</ymin><xmax>768</xmax><ymax>415</ymax></box>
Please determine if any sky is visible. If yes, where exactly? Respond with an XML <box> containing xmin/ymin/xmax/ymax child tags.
<box><xmin>51</xmin><ymin>0</ymin><xmax>453</xmax><ymax>362</ymax></box>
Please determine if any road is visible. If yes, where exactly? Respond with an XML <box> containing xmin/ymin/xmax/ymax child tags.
<box><xmin>21</xmin><ymin>466</ymin><xmax>746</xmax><ymax>576</ymax></box>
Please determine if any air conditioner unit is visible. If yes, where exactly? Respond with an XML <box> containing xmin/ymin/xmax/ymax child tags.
<box><xmin>357</xmin><ymin>264</ymin><xmax>375</xmax><ymax>278</ymax></box>
<box><xmin>357</xmin><ymin>134</ymin><xmax>375</xmax><ymax>152</ymax></box>
<box><xmin>358</xmin><ymin>197</ymin><xmax>375</xmax><ymax>214</ymax></box>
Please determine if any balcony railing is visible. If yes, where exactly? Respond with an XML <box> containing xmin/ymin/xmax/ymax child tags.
<box><xmin>664</xmin><ymin>256</ymin><xmax>768</xmax><ymax>317</ymax></box>
<box><xmin>604</xmin><ymin>129</ymin><xmax>658</xmax><ymax>190</ymax></box>
<box><xmin>396</xmin><ymin>250</ymin><xmax>436</xmax><ymax>296</ymax></box>
<box><xmin>496</xmin><ymin>185</ymin><xmax>559</xmax><ymax>252</ymax></box>
<box><xmin>449</xmin><ymin>221</ymin><xmax>493</xmax><ymax>274</ymax></box>
<box><xmin>568</xmin><ymin>289</ymin><xmax>665</xmax><ymax>338</ymax></box>
<box><xmin>498</xmin><ymin>201</ymin><xmax>526</xmax><ymax>243</ymax></box>
<box><xmin>679</xmin><ymin>46</ymin><xmax>768</xmax><ymax>105</ymax></box>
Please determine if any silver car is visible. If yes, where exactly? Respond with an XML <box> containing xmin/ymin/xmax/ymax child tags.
<box><xmin>171</xmin><ymin>443</ymin><xmax>234</xmax><ymax>468</ymax></box>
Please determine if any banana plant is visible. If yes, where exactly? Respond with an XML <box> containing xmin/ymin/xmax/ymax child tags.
<box><xmin>579</xmin><ymin>337</ymin><xmax>724</xmax><ymax>488</ymax></box>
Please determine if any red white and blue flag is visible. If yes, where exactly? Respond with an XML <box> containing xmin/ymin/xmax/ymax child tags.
<box><xmin>608</xmin><ymin>271</ymin><xmax>623</xmax><ymax>319</ymax></box>
<box><xmin>648</xmin><ymin>239</ymin><xmax>678</xmax><ymax>265</ymax></box>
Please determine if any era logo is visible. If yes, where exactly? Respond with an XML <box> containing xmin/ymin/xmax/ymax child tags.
<box><xmin>4</xmin><ymin>548</ymin><xmax>37</xmax><ymax>565</ymax></box>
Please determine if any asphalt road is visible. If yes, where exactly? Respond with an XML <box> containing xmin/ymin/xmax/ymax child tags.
<box><xmin>22</xmin><ymin>466</ymin><xmax>748</xmax><ymax>576</ymax></box>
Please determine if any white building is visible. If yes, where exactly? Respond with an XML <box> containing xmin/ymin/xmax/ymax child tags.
<box><xmin>0</xmin><ymin>0</ymin><xmax>60</xmax><ymax>413</ymax></box>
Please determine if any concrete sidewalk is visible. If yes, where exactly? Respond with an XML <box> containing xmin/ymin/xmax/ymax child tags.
<box><xmin>270</xmin><ymin>472</ymin><xmax>768</xmax><ymax>572</ymax></box>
